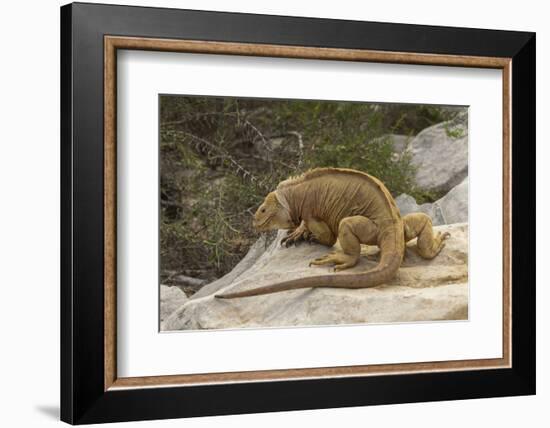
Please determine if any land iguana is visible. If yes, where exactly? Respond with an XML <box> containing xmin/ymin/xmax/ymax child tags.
<box><xmin>215</xmin><ymin>167</ymin><xmax>449</xmax><ymax>299</ymax></box>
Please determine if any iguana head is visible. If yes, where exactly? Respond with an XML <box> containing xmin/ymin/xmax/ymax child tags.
<box><xmin>253</xmin><ymin>192</ymin><xmax>294</xmax><ymax>231</ymax></box>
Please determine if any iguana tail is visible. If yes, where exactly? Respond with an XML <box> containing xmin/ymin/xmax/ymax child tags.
<box><xmin>214</xmin><ymin>251</ymin><xmax>402</xmax><ymax>299</ymax></box>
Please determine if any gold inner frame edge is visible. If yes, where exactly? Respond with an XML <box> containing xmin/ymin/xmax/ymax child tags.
<box><xmin>104</xmin><ymin>36</ymin><xmax>512</xmax><ymax>391</ymax></box>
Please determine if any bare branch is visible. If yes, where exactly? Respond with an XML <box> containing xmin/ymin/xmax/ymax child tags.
<box><xmin>164</xmin><ymin>130</ymin><xmax>270</xmax><ymax>191</ymax></box>
<box><xmin>287</xmin><ymin>131</ymin><xmax>304</xmax><ymax>169</ymax></box>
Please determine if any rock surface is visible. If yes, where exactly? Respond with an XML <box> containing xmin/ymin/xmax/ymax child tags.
<box><xmin>396</xmin><ymin>177</ymin><xmax>468</xmax><ymax>226</ymax></box>
<box><xmin>436</xmin><ymin>177</ymin><xmax>469</xmax><ymax>224</ymax></box>
<box><xmin>191</xmin><ymin>235</ymin><xmax>275</xmax><ymax>299</ymax></box>
<box><xmin>162</xmin><ymin>223</ymin><xmax>468</xmax><ymax>331</ymax></box>
<box><xmin>407</xmin><ymin>112</ymin><xmax>468</xmax><ymax>193</ymax></box>
<box><xmin>160</xmin><ymin>285</ymin><xmax>188</xmax><ymax>323</ymax></box>
<box><xmin>395</xmin><ymin>194</ymin><xmax>446</xmax><ymax>226</ymax></box>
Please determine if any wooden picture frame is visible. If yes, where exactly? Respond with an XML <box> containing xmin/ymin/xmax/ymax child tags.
<box><xmin>61</xmin><ymin>2</ymin><xmax>535</xmax><ymax>424</ymax></box>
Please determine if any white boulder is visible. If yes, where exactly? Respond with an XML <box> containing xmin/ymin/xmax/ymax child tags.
<box><xmin>162</xmin><ymin>223</ymin><xmax>469</xmax><ymax>331</ymax></box>
<box><xmin>407</xmin><ymin>112</ymin><xmax>468</xmax><ymax>192</ymax></box>
<box><xmin>396</xmin><ymin>177</ymin><xmax>468</xmax><ymax>226</ymax></box>
<box><xmin>160</xmin><ymin>285</ymin><xmax>188</xmax><ymax>323</ymax></box>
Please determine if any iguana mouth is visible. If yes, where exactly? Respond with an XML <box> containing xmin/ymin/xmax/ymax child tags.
<box><xmin>254</xmin><ymin>213</ymin><xmax>275</xmax><ymax>230</ymax></box>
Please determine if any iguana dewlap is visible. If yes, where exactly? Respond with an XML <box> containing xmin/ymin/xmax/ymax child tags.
<box><xmin>215</xmin><ymin>167</ymin><xmax>449</xmax><ymax>299</ymax></box>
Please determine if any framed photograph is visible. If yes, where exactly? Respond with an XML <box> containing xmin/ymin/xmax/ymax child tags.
<box><xmin>60</xmin><ymin>2</ymin><xmax>535</xmax><ymax>424</ymax></box>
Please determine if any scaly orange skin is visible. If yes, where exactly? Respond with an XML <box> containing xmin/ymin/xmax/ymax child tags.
<box><xmin>216</xmin><ymin>168</ymin><xmax>448</xmax><ymax>299</ymax></box>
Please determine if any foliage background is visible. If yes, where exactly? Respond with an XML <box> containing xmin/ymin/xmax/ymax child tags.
<box><xmin>160</xmin><ymin>95</ymin><xmax>462</xmax><ymax>294</ymax></box>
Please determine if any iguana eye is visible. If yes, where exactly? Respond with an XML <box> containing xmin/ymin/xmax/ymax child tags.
<box><xmin>261</xmin><ymin>208</ymin><xmax>266</xmax><ymax>213</ymax></box>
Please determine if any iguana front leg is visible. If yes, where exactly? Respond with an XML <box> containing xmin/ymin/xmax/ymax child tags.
<box><xmin>281</xmin><ymin>220</ymin><xmax>310</xmax><ymax>247</ymax></box>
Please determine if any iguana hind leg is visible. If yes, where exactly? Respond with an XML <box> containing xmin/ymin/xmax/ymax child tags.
<box><xmin>310</xmin><ymin>216</ymin><xmax>378</xmax><ymax>271</ymax></box>
<box><xmin>403</xmin><ymin>213</ymin><xmax>450</xmax><ymax>259</ymax></box>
